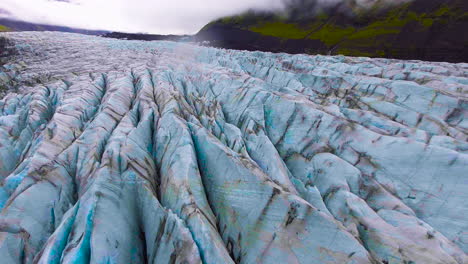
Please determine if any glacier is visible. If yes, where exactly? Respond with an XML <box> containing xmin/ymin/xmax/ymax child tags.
<box><xmin>0</xmin><ymin>31</ymin><xmax>466</xmax><ymax>264</ymax></box>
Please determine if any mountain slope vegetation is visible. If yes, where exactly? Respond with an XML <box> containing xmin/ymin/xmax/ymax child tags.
<box><xmin>196</xmin><ymin>0</ymin><xmax>468</xmax><ymax>62</ymax></box>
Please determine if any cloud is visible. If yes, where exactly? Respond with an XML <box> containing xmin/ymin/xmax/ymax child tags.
<box><xmin>282</xmin><ymin>0</ymin><xmax>412</xmax><ymax>17</ymax></box>
<box><xmin>0</xmin><ymin>0</ymin><xmax>285</xmax><ymax>34</ymax></box>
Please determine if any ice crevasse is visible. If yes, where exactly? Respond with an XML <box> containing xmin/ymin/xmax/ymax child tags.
<box><xmin>0</xmin><ymin>32</ymin><xmax>466</xmax><ymax>264</ymax></box>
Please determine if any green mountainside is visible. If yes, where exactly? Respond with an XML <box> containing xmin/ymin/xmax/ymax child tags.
<box><xmin>196</xmin><ymin>0</ymin><xmax>468</xmax><ymax>62</ymax></box>
<box><xmin>0</xmin><ymin>25</ymin><xmax>11</xmax><ymax>32</ymax></box>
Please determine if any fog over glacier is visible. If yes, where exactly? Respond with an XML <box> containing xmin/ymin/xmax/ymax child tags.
<box><xmin>0</xmin><ymin>0</ymin><xmax>285</xmax><ymax>34</ymax></box>
<box><xmin>0</xmin><ymin>0</ymin><xmax>412</xmax><ymax>34</ymax></box>
<box><xmin>0</xmin><ymin>32</ymin><xmax>466</xmax><ymax>263</ymax></box>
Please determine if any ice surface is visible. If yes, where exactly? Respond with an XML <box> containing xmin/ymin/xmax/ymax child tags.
<box><xmin>0</xmin><ymin>32</ymin><xmax>466</xmax><ymax>263</ymax></box>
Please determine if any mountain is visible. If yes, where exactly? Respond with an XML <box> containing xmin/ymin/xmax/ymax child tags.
<box><xmin>0</xmin><ymin>31</ymin><xmax>466</xmax><ymax>263</ymax></box>
<box><xmin>102</xmin><ymin>31</ymin><xmax>190</xmax><ymax>41</ymax></box>
<box><xmin>0</xmin><ymin>18</ymin><xmax>108</xmax><ymax>35</ymax></box>
<box><xmin>195</xmin><ymin>0</ymin><xmax>468</xmax><ymax>62</ymax></box>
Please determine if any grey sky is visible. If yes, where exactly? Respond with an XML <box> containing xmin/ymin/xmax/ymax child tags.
<box><xmin>0</xmin><ymin>0</ymin><xmax>285</xmax><ymax>34</ymax></box>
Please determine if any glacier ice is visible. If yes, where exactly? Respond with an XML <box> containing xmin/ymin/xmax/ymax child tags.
<box><xmin>0</xmin><ymin>32</ymin><xmax>466</xmax><ymax>264</ymax></box>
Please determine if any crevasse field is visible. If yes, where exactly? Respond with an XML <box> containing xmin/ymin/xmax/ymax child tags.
<box><xmin>0</xmin><ymin>32</ymin><xmax>467</xmax><ymax>264</ymax></box>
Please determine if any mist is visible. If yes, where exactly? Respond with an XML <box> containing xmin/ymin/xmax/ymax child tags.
<box><xmin>0</xmin><ymin>0</ymin><xmax>285</xmax><ymax>34</ymax></box>
<box><xmin>0</xmin><ymin>0</ymin><xmax>414</xmax><ymax>34</ymax></box>
<box><xmin>281</xmin><ymin>0</ymin><xmax>412</xmax><ymax>18</ymax></box>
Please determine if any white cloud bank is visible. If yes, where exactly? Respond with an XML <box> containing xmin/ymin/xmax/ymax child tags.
<box><xmin>0</xmin><ymin>0</ymin><xmax>285</xmax><ymax>34</ymax></box>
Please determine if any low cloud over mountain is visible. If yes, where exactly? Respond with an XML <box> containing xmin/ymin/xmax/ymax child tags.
<box><xmin>0</xmin><ymin>0</ymin><xmax>284</xmax><ymax>34</ymax></box>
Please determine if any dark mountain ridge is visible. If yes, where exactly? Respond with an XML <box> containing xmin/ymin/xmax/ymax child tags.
<box><xmin>194</xmin><ymin>0</ymin><xmax>468</xmax><ymax>62</ymax></box>
<box><xmin>0</xmin><ymin>18</ymin><xmax>108</xmax><ymax>35</ymax></box>
<box><xmin>102</xmin><ymin>32</ymin><xmax>189</xmax><ymax>41</ymax></box>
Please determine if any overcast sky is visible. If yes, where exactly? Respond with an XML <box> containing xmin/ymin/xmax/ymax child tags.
<box><xmin>0</xmin><ymin>0</ymin><xmax>285</xmax><ymax>34</ymax></box>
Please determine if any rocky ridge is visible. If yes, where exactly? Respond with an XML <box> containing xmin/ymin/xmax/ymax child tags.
<box><xmin>196</xmin><ymin>0</ymin><xmax>468</xmax><ymax>62</ymax></box>
<box><xmin>0</xmin><ymin>32</ymin><xmax>467</xmax><ymax>263</ymax></box>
